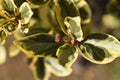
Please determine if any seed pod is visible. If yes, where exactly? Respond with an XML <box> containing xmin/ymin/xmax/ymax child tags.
<box><xmin>28</xmin><ymin>0</ymin><xmax>50</xmax><ymax>5</ymax></box>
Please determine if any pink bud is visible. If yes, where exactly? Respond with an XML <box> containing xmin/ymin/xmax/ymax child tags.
<box><xmin>55</xmin><ymin>36</ymin><xmax>62</xmax><ymax>43</ymax></box>
<box><xmin>71</xmin><ymin>39</ymin><xmax>76</xmax><ymax>45</ymax></box>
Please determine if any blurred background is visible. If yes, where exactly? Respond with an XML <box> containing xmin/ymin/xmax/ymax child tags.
<box><xmin>0</xmin><ymin>0</ymin><xmax>120</xmax><ymax>80</ymax></box>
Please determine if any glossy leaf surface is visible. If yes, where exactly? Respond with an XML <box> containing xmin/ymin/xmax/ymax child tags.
<box><xmin>79</xmin><ymin>33</ymin><xmax>120</xmax><ymax>64</ymax></box>
<box><xmin>19</xmin><ymin>2</ymin><xmax>33</xmax><ymax>24</ymax></box>
<box><xmin>55</xmin><ymin>0</ymin><xmax>80</xmax><ymax>35</ymax></box>
<box><xmin>64</xmin><ymin>16</ymin><xmax>83</xmax><ymax>41</ymax></box>
<box><xmin>2</xmin><ymin>0</ymin><xmax>17</xmax><ymax>12</ymax></box>
<box><xmin>28</xmin><ymin>0</ymin><xmax>50</xmax><ymax>5</ymax></box>
<box><xmin>15</xmin><ymin>33</ymin><xmax>63</xmax><ymax>57</ymax></box>
<box><xmin>75</xmin><ymin>0</ymin><xmax>92</xmax><ymax>24</ymax></box>
<box><xmin>14</xmin><ymin>0</ymin><xmax>26</xmax><ymax>7</ymax></box>
<box><xmin>56</xmin><ymin>43</ymin><xmax>78</xmax><ymax>67</ymax></box>
<box><xmin>44</xmin><ymin>56</ymin><xmax>72</xmax><ymax>77</ymax></box>
<box><xmin>29</xmin><ymin>57</ymin><xmax>50</xmax><ymax>80</ymax></box>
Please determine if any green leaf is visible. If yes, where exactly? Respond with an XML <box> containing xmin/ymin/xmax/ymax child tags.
<box><xmin>28</xmin><ymin>0</ymin><xmax>50</xmax><ymax>5</ymax></box>
<box><xmin>29</xmin><ymin>57</ymin><xmax>50</xmax><ymax>80</ymax></box>
<box><xmin>14</xmin><ymin>33</ymin><xmax>63</xmax><ymax>57</ymax></box>
<box><xmin>2</xmin><ymin>0</ymin><xmax>17</xmax><ymax>12</ymax></box>
<box><xmin>55</xmin><ymin>0</ymin><xmax>80</xmax><ymax>35</ymax></box>
<box><xmin>25</xmin><ymin>21</ymin><xmax>50</xmax><ymax>36</ymax></box>
<box><xmin>64</xmin><ymin>16</ymin><xmax>83</xmax><ymax>41</ymax></box>
<box><xmin>73</xmin><ymin>0</ymin><xmax>81</xmax><ymax>3</ymax></box>
<box><xmin>56</xmin><ymin>43</ymin><xmax>78</xmax><ymax>67</ymax></box>
<box><xmin>14</xmin><ymin>0</ymin><xmax>26</xmax><ymax>7</ymax></box>
<box><xmin>28</xmin><ymin>57</ymin><xmax>33</xmax><ymax>65</ymax></box>
<box><xmin>9</xmin><ymin>43</ymin><xmax>20</xmax><ymax>57</ymax></box>
<box><xmin>26</xmin><ymin>27</ymin><xmax>50</xmax><ymax>36</ymax></box>
<box><xmin>0</xmin><ymin>10</ymin><xmax>11</xmax><ymax>19</ymax></box>
<box><xmin>75</xmin><ymin>0</ymin><xmax>92</xmax><ymax>24</ymax></box>
<box><xmin>35</xmin><ymin>58</ymin><xmax>45</xmax><ymax>80</ymax></box>
<box><xmin>44</xmin><ymin>56</ymin><xmax>72</xmax><ymax>77</ymax></box>
<box><xmin>0</xmin><ymin>45</ymin><xmax>6</xmax><ymax>64</ymax></box>
<box><xmin>0</xmin><ymin>30</ymin><xmax>7</xmax><ymax>45</ymax></box>
<box><xmin>19</xmin><ymin>2</ymin><xmax>33</xmax><ymax>24</ymax></box>
<box><xmin>47</xmin><ymin>7</ymin><xmax>62</xmax><ymax>34</ymax></box>
<box><xmin>79</xmin><ymin>33</ymin><xmax>120</xmax><ymax>64</ymax></box>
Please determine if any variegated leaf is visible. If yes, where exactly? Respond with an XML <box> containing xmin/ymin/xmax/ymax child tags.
<box><xmin>14</xmin><ymin>33</ymin><xmax>63</xmax><ymax>57</ymax></box>
<box><xmin>29</xmin><ymin>57</ymin><xmax>50</xmax><ymax>80</ymax></box>
<box><xmin>2</xmin><ymin>0</ymin><xmax>17</xmax><ymax>12</ymax></box>
<box><xmin>19</xmin><ymin>2</ymin><xmax>33</xmax><ymax>24</ymax></box>
<box><xmin>64</xmin><ymin>16</ymin><xmax>83</xmax><ymax>41</ymax></box>
<box><xmin>75</xmin><ymin>0</ymin><xmax>92</xmax><ymax>24</ymax></box>
<box><xmin>79</xmin><ymin>33</ymin><xmax>120</xmax><ymax>64</ymax></box>
<box><xmin>44</xmin><ymin>56</ymin><xmax>72</xmax><ymax>77</ymax></box>
<box><xmin>55</xmin><ymin>0</ymin><xmax>80</xmax><ymax>35</ymax></box>
<box><xmin>56</xmin><ymin>43</ymin><xmax>78</xmax><ymax>67</ymax></box>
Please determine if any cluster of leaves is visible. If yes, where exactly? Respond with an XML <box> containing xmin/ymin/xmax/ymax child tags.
<box><xmin>0</xmin><ymin>0</ymin><xmax>33</xmax><ymax>44</ymax></box>
<box><xmin>0</xmin><ymin>0</ymin><xmax>33</xmax><ymax>63</ymax></box>
<box><xmin>0</xmin><ymin>0</ymin><xmax>120</xmax><ymax>80</ymax></box>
